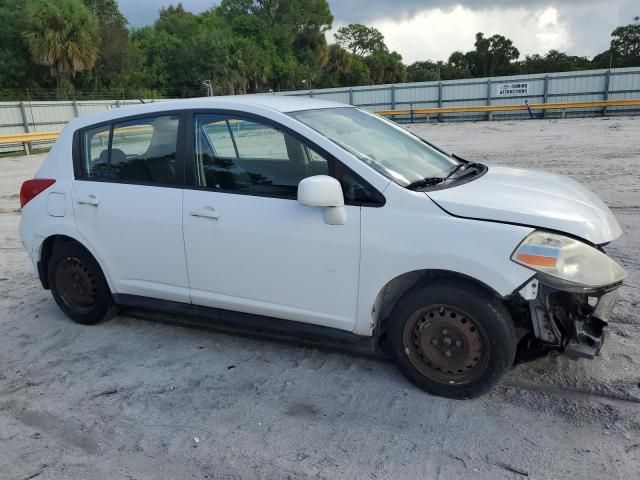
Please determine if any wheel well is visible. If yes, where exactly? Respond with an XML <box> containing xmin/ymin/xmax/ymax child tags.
<box><xmin>39</xmin><ymin>235</ymin><xmax>87</xmax><ymax>289</ymax></box>
<box><xmin>373</xmin><ymin>270</ymin><xmax>505</xmax><ymax>338</ymax></box>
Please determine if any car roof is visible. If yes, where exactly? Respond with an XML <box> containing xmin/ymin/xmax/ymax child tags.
<box><xmin>66</xmin><ymin>94</ymin><xmax>351</xmax><ymax>131</ymax></box>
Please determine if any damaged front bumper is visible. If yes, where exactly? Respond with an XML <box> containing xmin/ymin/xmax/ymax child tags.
<box><xmin>518</xmin><ymin>277</ymin><xmax>621</xmax><ymax>359</ymax></box>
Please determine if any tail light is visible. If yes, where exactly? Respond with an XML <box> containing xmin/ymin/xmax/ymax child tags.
<box><xmin>20</xmin><ymin>179</ymin><xmax>56</xmax><ymax>208</ymax></box>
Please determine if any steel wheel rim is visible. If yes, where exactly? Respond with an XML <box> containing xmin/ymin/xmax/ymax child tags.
<box><xmin>402</xmin><ymin>304</ymin><xmax>490</xmax><ymax>385</ymax></box>
<box><xmin>55</xmin><ymin>257</ymin><xmax>97</xmax><ymax>314</ymax></box>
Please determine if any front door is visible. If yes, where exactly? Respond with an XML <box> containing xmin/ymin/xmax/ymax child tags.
<box><xmin>182</xmin><ymin>113</ymin><xmax>361</xmax><ymax>331</ymax></box>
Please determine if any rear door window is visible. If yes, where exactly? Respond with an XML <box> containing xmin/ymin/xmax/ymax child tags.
<box><xmin>83</xmin><ymin>125</ymin><xmax>110</xmax><ymax>178</ymax></box>
<box><xmin>81</xmin><ymin>114</ymin><xmax>180</xmax><ymax>185</ymax></box>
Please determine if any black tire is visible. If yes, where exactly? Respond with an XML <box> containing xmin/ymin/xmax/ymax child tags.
<box><xmin>387</xmin><ymin>278</ymin><xmax>516</xmax><ymax>399</ymax></box>
<box><xmin>48</xmin><ymin>241</ymin><xmax>118</xmax><ymax>325</ymax></box>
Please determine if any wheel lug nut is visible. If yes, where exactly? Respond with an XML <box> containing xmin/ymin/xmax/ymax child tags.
<box><xmin>442</xmin><ymin>337</ymin><xmax>452</xmax><ymax>347</ymax></box>
<box><xmin>444</xmin><ymin>350</ymin><xmax>452</xmax><ymax>357</ymax></box>
<box><xmin>442</xmin><ymin>329</ymin><xmax>448</xmax><ymax>335</ymax></box>
<box><xmin>455</xmin><ymin>340</ymin><xmax>462</xmax><ymax>347</ymax></box>
<box><xmin>431</xmin><ymin>339</ymin><xmax>438</xmax><ymax>346</ymax></box>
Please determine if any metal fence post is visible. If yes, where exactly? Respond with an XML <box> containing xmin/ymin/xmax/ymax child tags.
<box><xmin>348</xmin><ymin>88</ymin><xmax>354</xmax><ymax>105</ymax></box>
<box><xmin>72</xmin><ymin>99</ymin><xmax>80</xmax><ymax>117</ymax></box>
<box><xmin>525</xmin><ymin>100</ymin><xmax>534</xmax><ymax>119</ymax></box>
<box><xmin>309</xmin><ymin>89</ymin><xmax>313</xmax><ymax>98</ymax></box>
<box><xmin>391</xmin><ymin>84</ymin><xmax>396</xmax><ymax>110</ymax></box>
<box><xmin>19</xmin><ymin>100</ymin><xmax>32</xmax><ymax>154</ymax></box>
<box><xmin>542</xmin><ymin>75</ymin><xmax>550</xmax><ymax>119</ymax></box>
<box><xmin>603</xmin><ymin>69</ymin><xmax>611</xmax><ymax>116</ymax></box>
<box><xmin>487</xmin><ymin>79</ymin><xmax>493</xmax><ymax>121</ymax></box>
<box><xmin>438</xmin><ymin>81</ymin><xmax>443</xmax><ymax>122</ymax></box>
<box><xmin>410</xmin><ymin>103</ymin><xmax>414</xmax><ymax>124</ymax></box>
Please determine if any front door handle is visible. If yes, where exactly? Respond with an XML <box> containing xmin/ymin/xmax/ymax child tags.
<box><xmin>77</xmin><ymin>194</ymin><xmax>99</xmax><ymax>206</ymax></box>
<box><xmin>190</xmin><ymin>207</ymin><xmax>220</xmax><ymax>220</ymax></box>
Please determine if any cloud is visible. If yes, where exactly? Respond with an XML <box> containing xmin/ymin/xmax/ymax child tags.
<box><xmin>329</xmin><ymin>0</ymin><xmax>636</xmax><ymax>61</ymax></box>
<box><xmin>116</xmin><ymin>0</ymin><xmax>638</xmax><ymax>61</ymax></box>
<box><xmin>117</xmin><ymin>0</ymin><xmax>215</xmax><ymax>27</ymax></box>
<box><xmin>357</xmin><ymin>5</ymin><xmax>572</xmax><ymax>63</ymax></box>
<box><xmin>328</xmin><ymin>0</ymin><xmax>606</xmax><ymax>24</ymax></box>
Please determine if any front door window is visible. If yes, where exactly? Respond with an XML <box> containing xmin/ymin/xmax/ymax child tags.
<box><xmin>194</xmin><ymin>115</ymin><xmax>329</xmax><ymax>197</ymax></box>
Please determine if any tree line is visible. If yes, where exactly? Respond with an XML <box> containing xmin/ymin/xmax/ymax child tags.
<box><xmin>1</xmin><ymin>0</ymin><xmax>639</xmax><ymax>101</ymax></box>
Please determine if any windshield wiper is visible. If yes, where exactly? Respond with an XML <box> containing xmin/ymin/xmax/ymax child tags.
<box><xmin>444</xmin><ymin>160</ymin><xmax>483</xmax><ymax>181</ymax></box>
<box><xmin>407</xmin><ymin>161</ymin><xmax>483</xmax><ymax>190</ymax></box>
<box><xmin>443</xmin><ymin>162</ymin><xmax>466</xmax><ymax>180</ymax></box>
<box><xmin>405</xmin><ymin>177</ymin><xmax>446</xmax><ymax>190</ymax></box>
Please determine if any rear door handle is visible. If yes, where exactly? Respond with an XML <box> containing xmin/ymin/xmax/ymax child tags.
<box><xmin>190</xmin><ymin>207</ymin><xmax>220</xmax><ymax>220</ymax></box>
<box><xmin>77</xmin><ymin>194</ymin><xmax>99</xmax><ymax>206</ymax></box>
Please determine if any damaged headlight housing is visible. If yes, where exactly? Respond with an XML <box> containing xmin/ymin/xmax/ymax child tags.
<box><xmin>511</xmin><ymin>231</ymin><xmax>626</xmax><ymax>291</ymax></box>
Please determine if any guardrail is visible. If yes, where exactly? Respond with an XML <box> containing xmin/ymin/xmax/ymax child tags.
<box><xmin>0</xmin><ymin>131</ymin><xmax>59</xmax><ymax>154</ymax></box>
<box><xmin>376</xmin><ymin>98</ymin><xmax>640</xmax><ymax>121</ymax></box>
<box><xmin>2</xmin><ymin>98</ymin><xmax>639</xmax><ymax>155</ymax></box>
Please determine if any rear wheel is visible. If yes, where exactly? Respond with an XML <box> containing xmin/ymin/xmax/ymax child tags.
<box><xmin>387</xmin><ymin>279</ymin><xmax>516</xmax><ymax>399</ymax></box>
<box><xmin>48</xmin><ymin>242</ymin><xmax>118</xmax><ymax>325</ymax></box>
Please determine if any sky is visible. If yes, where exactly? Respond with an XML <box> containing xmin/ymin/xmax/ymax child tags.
<box><xmin>116</xmin><ymin>0</ymin><xmax>638</xmax><ymax>63</ymax></box>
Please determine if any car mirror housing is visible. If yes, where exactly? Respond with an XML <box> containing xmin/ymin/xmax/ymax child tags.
<box><xmin>297</xmin><ymin>175</ymin><xmax>347</xmax><ymax>225</ymax></box>
<box><xmin>298</xmin><ymin>175</ymin><xmax>344</xmax><ymax>207</ymax></box>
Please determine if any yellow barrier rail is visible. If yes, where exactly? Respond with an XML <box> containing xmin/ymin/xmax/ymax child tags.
<box><xmin>0</xmin><ymin>126</ymin><xmax>153</xmax><ymax>154</ymax></box>
<box><xmin>0</xmin><ymin>131</ymin><xmax>59</xmax><ymax>155</ymax></box>
<box><xmin>2</xmin><ymin>98</ymin><xmax>639</xmax><ymax>154</ymax></box>
<box><xmin>375</xmin><ymin>98</ymin><xmax>640</xmax><ymax>116</ymax></box>
<box><xmin>0</xmin><ymin>131</ymin><xmax>59</xmax><ymax>143</ymax></box>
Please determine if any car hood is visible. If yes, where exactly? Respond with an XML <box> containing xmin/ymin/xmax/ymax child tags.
<box><xmin>426</xmin><ymin>166</ymin><xmax>622</xmax><ymax>245</ymax></box>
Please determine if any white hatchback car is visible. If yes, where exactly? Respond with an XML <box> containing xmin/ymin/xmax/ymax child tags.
<box><xmin>19</xmin><ymin>96</ymin><xmax>626</xmax><ymax>398</ymax></box>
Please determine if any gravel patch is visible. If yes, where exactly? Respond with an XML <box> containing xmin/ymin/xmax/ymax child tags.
<box><xmin>0</xmin><ymin>116</ymin><xmax>638</xmax><ymax>479</ymax></box>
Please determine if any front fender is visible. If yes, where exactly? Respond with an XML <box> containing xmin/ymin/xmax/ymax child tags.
<box><xmin>355</xmin><ymin>186</ymin><xmax>535</xmax><ymax>336</ymax></box>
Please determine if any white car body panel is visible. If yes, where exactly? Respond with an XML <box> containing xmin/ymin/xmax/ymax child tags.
<box><xmin>427</xmin><ymin>166</ymin><xmax>622</xmax><ymax>245</ymax></box>
<box><xmin>19</xmin><ymin>179</ymin><xmax>116</xmax><ymax>290</ymax></box>
<box><xmin>72</xmin><ymin>182</ymin><xmax>190</xmax><ymax>303</ymax></box>
<box><xmin>183</xmin><ymin>190</ymin><xmax>361</xmax><ymax>331</ymax></box>
<box><xmin>17</xmin><ymin>95</ymin><xmax>623</xmax><ymax>339</ymax></box>
<box><xmin>353</xmin><ymin>183</ymin><xmax>535</xmax><ymax>335</ymax></box>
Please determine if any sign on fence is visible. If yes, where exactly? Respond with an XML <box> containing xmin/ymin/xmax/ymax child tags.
<box><xmin>496</xmin><ymin>82</ymin><xmax>529</xmax><ymax>96</ymax></box>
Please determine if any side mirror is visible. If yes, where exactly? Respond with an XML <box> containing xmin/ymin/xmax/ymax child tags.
<box><xmin>297</xmin><ymin>175</ymin><xmax>347</xmax><ymax>225</ymax></box>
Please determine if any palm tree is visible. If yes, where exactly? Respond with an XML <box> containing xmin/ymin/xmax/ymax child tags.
<box><xmin>23</xmin><ymin>0</ymin><xmax>98</xmax><ymax>99</ymax></box>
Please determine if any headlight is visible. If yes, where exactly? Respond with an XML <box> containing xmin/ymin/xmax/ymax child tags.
<box><xmin>512</xmin><ymin>231</ymin><xmax>626</xmax><ymax>291</ymax></box>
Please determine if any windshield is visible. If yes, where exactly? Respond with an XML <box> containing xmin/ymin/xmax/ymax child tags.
<box><xmin>290</xmin><ymin>107</ymin><xmax>458</xmax><ymax>187</ymax></box>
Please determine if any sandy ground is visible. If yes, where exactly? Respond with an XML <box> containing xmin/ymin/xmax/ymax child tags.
<box><xmin>0</xmin><ymin>116</ymin><xmax>639</xmax><ymax>480</ymax></box>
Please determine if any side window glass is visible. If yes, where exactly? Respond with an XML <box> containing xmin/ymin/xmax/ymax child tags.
<box><xmin>195</xmin><ymin>114</ymin><xmax>329</xmax><ymax>197</ymax></box>
<box><xmin>111</xmin><ymin>116</ymin><xmax>179</xmax><ymax>184</ymax></box>
<box><xmin>306</xmin><ymin>147</ymin><xmax>330</xmax><ymax>176</ymax></box>
<box><xmin>82</xmin><ymin>115</ymin><xmax>180</xmax><ymax>185</ymax></box>
<box><xmin>202</xmin><ymin>120</ymin><xmax>236</xmax><ymax>158</ymax></box>
<box><xmin>83</xmin><ymin>125</ymin><xmax>110</xmax><ymax>178</ymax></box>
<box><xmin>232</xmin><ymin>120</ymin><xmax>289</xmax><ymax>160</ymax></box>
<box><xmin>335</xmin><ymin>161</ymin><xmax>385</xmax><ymax>206</ymax></box>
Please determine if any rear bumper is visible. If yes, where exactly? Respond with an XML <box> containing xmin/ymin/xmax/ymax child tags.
<box><xmin>18</xmin><ymin>215</ymin><xmax>40</xmax><ymax>272</ymax></box>
<box><xmin>521</xmin><ymin>279</ymin><xmax>621</xmax><ymax>359</ymax></box>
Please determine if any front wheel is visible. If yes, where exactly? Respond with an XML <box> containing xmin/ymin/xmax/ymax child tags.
<box><xmin>387</xmin><ymin>279</ymin><xmax>516</xmax><ymax>399</ymax></box>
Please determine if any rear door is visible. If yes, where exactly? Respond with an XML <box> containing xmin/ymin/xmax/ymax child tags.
<box><xmin>182</xmin><ymin>113</ymin><xmax>365</xmax><ymax>331</ymax></box>
<box><xmin>72</xmin><ymin>113</ymin><xmax>190</xmax><ymax>302</ymax></box>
